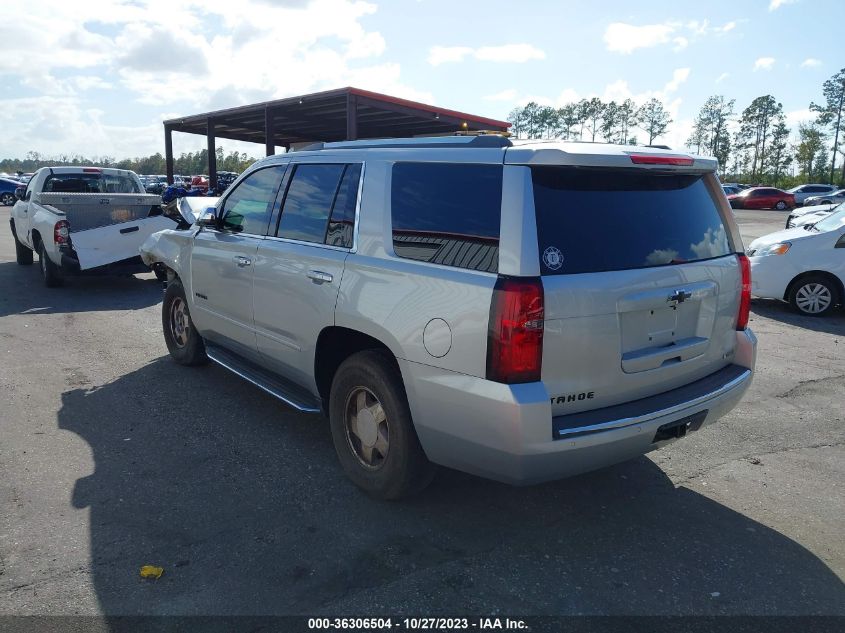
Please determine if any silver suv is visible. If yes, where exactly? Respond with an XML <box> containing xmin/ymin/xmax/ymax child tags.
<box><xmin>141</xmin><ymin>136</ymin><xmax>757</xmax><ymax>499</ymax></box>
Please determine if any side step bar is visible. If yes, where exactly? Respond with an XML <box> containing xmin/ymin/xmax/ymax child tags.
<box><xmin>205</xmin><ymin>343</ymin><xmax>322</xmax><ymax>414</ymax></box>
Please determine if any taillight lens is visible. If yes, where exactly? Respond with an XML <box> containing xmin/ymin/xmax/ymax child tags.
<box><xmin>487</xmin><ymin>277</ymin><xmax>544</xmax><ymax>383</ymax></box>
<box><xmin>54</xmin><ymin>220</ymin><xmax>70</xmax><ymax>245</ymax></box>
<box><xmin>737</xmin><ymin>254</ymin><xmax>751</xmax><ymax>330</ymax></box>
<box><xmin>628</xmin><ymin>153</ymin><xmax>694</xmax><ymax>166</ymax></box>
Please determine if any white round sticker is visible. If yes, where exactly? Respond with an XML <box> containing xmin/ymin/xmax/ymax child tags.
<box><xmin>543</xmin><ymin>246</ymin><xmax>563</xmax><ymax>271</ymax></box>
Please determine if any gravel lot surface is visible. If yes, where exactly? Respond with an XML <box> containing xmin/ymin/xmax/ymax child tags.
<box><xmin>0</xmin><ymin>207</ymin><xmax>843</xmax><ymax>617</ymax></box>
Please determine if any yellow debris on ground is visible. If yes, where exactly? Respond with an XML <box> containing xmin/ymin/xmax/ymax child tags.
<box><xmin>139</xmin><ymin>565</ymin><xmax>164</xmax><ymax>580</ymax></box>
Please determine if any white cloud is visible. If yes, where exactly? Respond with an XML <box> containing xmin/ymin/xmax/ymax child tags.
<box><xmin>754</xmin><ymin>57</ymin><xmax>776</xmax><ymax>71</ymax></box>
<box><xmin>665</xmin><ymin>68</ymin><xmax>691</xmax><ymax>93</ymax></box>
<box><xmin>0</xmin><ymin>0</ymin><xmax>438</xmax><ymax>158</ymax></box>
<box><xmin>604</xmin><ymin>22</ymin><xmax>675</xmax><ymax>54</ymax></box>
<box><xmin>474</xmin><ymin>44</ymin><xmax>545</xmax><ymax>63</ymax></box>
<box><xmin>716</xmin><ymin>72</ymin><xmax>730</xmax><ymax>83</ymax></box>
<box><xmin>428</xmin><ymin>44</ymin><xmax>545</xmax><ymax>66</ymax></box>
<box><xmin>786</xmin><ymin>108</ymin><xmax>815</xmax><ymax>126</ymax></box>
<box><xmin>603</xmin><ymin>19</ymin><xmax>738</xmax><ymax>55</ymax></box>
<box><xmin>427</xmin><ymin>46</ymin><xmax>473</xmax><ymax>66</ymax></box>
<box><xmin>769</xmin><ymin>0</ymin><xmax>798</xmax><ymax>9</ymax></box>
<box><xmin>801</xmin><ymin>58</ymin><xmax>822</xmax><ymax>68</ymax></box>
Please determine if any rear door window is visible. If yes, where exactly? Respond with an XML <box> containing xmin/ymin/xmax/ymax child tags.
<box><xmin>276</xmin><ymin>163</ymin><xmax>361</xmax><ymax>247</ymax></box>
<box><xmin>531</xmin><ymin>167</ymin><xmax>733</xmax><ymax>275</ymax></box>
<box><xmin>391</xmin><ymin>162</ymin><xmax>502</xmax><ymax>273</ymax></box>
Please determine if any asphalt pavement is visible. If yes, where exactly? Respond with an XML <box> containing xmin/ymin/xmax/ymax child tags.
<box><xmin>0</xmin><ymin>207</ymin><xmax>843</xmax><ymax>617</ymax></box>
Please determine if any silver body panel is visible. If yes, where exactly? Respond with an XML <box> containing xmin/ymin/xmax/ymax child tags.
<box><xmin>139</xmin><ymin>139</ymin><xmax>757</xmax><ymax>485</ymax></box>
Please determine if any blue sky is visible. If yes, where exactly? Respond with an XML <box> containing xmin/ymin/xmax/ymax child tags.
<box><xmin>0</xmin><ymin>0</ymin><xmax>841</xmax><ymax>160</ymax></box>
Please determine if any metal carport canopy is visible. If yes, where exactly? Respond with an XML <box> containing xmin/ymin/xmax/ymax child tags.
<box><xmin>162</xmin><ymin>86</ymin><xmax>511</xmax><ymax>187</ymax></box>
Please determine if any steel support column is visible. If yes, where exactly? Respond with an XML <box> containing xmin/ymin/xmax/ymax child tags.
<box><xmin>164</xmin><ymin>124</ymin><xmax>174</xmax><ymax>184</ymax></box>
<box><xmin>265</xmin><ymin>107</ymin><xmax>275</xmax><ymax>156</ymax></box>
<box><xmin>346</xmin><ymin>93</ymin><xmax>358</xmax><ymax>141</ymax></box>
<box><xmin>207</xmin><ymin>119</ymin><xmax>217</xmax><ymax>191</ymax></box>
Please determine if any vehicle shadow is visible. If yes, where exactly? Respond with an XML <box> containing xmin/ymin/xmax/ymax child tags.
<box><xmin>60</xmin><ymin>358</ymin><xmax>845</xmax><ymax>619</ymax></box>
<box><xmin>751</xmin><ymin>298</ymin><xmax>845</xmax><ymax>336</ymax></box>
<box><xmin>0</xmin><ymin>261</ymin><xmax>162</xmax><ymax>318</ymax></box>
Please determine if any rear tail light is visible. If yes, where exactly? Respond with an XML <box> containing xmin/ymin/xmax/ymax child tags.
<box><xmin>736</xmin><ymin>254</ymin><xmax>751</xmax><ymax>330</ymax></box>
<box><xmin>54</xmin><ymin>220</ymin><xmax>70</xmax><ymax>246</ymax></box>
<box><xmin>487</xmin><ymin>277</ymin><xmax>544</xmax><ymax>383</ymax></box>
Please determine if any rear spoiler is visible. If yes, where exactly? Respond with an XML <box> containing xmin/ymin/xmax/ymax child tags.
<box><xmin>505</xmin><ymin>147</ymin><xmax>717</xmax><ymax>172</ymax></box>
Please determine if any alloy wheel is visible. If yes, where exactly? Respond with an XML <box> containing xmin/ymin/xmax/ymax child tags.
<box><xmin>344</xmin><ymin>386</ymin><xmax>389</xmax><ymax>470</ymax></box>
<box><xmin>795</xmin><ymin>283</ymin><xmax>832</xmax><ymax>314</ymax></box>
<box><xmin>169</xmin><ymin>296</ymin><xmax>190</xmax><ymax>348</ymax></box>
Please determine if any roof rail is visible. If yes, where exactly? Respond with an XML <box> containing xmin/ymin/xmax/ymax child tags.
<box><xmin>294</xmin><ymin>135</ymin><xmax>513</xmax><ymax>152</ymax></box>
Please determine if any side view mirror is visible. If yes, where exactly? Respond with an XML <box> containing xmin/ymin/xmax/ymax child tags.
<box><xmin>197</xmin><ymin>209</ymin><xmax>218</xmax><ymax>229</ymax></box>
<box><xmin>14</xmin><ymin>186</ymin><xmax>25</xmax><ymax>200</ymax></box>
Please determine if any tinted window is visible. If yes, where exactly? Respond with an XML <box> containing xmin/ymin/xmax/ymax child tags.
<box><xmin>220</xmin><ymin>166</ymin><xmax>282</xmax><ymax>234</ymax></box>
<box><xmin>532</xmin><ymin>167</ymin><xmax>732</xmax><ymax>275</ymax></box>
<box><xmin>325</xmin><ymin>164</ymin><xmax>361</xmax><ymax>248</ymax></box>
<box><xmin>277</xmin><ymin>164</ymin><xmax>346</xmax><ymax>243</ymax></box>
<box><xmin>43</xmin><ymin>173</ymin><xmax>141</xmax><ymax>194</ymax></box>
<box><xmin>391</xmin><ymin>163</ymin><xmax>502</xmax><ymax>273</ymax></box>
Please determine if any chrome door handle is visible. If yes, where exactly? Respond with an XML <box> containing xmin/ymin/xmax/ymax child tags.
<box><xmin>306</xmin><ymin>270</ymin><xmax>333</xmax><ymax>284</ymax></box>
<box><xmin>233</xmin><ymin>255</ymin><xmax>252</xmax><ymax>267</ymax></box>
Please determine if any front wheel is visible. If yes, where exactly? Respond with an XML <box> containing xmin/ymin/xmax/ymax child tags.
<box><xmin>329</xmin><ymin>350</ymin><xmax>435</xmax><ymax>500</ymax></box>
<box><xmin>1</xmin><ymin>192</ymin><xmax>15</xmax><ymax>206</ymax></box>
<box><xmin>789</xmin><ymin>276</ymin><xmax>839</xmax><ymax>317</ymax></box>
<box><xmin>39</xmin><ymin>243</ymin><xmax>63</xmax><ymax>287</ymax></box>
<box><xmin>775</xmin><ymin>200</ymin><xmax>787</xmax><ymax>210</ymax></box>
<box><xmin>162</xmin><ymin>278</ymin><xmax>207</xmax><ymax>365</ymax></box>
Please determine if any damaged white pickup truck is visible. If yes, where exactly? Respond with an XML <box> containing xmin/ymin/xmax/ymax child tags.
<box><xmin>9</xmin><ymin>166</ymin><xmax>179</xmax><ymax>286</ymax></box>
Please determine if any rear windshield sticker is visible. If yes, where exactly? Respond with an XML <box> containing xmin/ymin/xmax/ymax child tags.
<box><xmin>543</xmin><ymin>246</ymin><xmax>564</xmax><ymax>270</ymax></box>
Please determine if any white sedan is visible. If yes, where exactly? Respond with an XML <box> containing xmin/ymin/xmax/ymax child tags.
<box><xmin>784</xmin><ymin>202</ymin><xmax>840</xmax><ymax>228</ymax></box>
<box><xmin>747</xmin><ymin>206</ymin><xmax>845</xmax><ymax>316</ymax></box>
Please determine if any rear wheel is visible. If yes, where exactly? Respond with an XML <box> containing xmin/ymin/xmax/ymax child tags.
<box><xmin>1</xmin><ymin>192</ymin><xmax>15</xmax><ymax>206</ymax></box>
<box><xmin>775</xmin><ymin>200</ymin><xmax>787</xmax><ymax>210</ymax></box>
<box><xmin>329</xmin><ymin>350</ymin><xmax>434</xmax><ymax>500</ymax></box>
<box><xmin>789</xmin><ymin>276</ymin><xmax>839</xmax><ymax>317</ymax></box>
<box><xmin>12</xmin><ymin>227</ymin><xmax>33</xmax><ymax>265</ymax></box>
<box><xmin>39</xmin><ymin>242</ymin><xmax>63</xmax><ymax>287</ymax></box>
<box><xmin>162</xmin><ymin>278</ymin><xmax>207</xmax><ymax>365</ymax></box>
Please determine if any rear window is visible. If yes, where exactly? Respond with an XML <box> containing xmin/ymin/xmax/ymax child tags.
<box><xmin>43</xmin><ymin>173</ymin><xmax>142</xmax><ymax>194</ymax></box>
<box><xmin>391</xmin><ymin>163</ymin><xmax>502</xmax><ymax>273</ymax></box>
<box><xmin>532</xmin><ymin>167</ymin><xmax>732</xmax><ymax>275</ymax></box>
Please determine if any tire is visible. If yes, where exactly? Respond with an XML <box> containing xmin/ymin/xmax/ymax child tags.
<box><xmin>789</xmin><ymin>275</ymin><xmax>839</xmax><ymax>317</ymax></box>
<box><xmin>161</xmin><ymin>278</ymin><xmax>207</xmax><ymax>365</ymax></box>
<box><xmin>12</xmin><ymin>226</ymin><xmax>33</xmax><ymax>265</ymax></box>
<box><xmin>329</xmin><ymin>350</ymin><xmax>435</xmax><ymax>500</ymax></box>
<box><xmin>39</xmin><ymin>242</ymin><xmax>63</xmax><ymax>287</ymax></box>
<box><xmin>1</xmin><ymin>192</ymin><xmax>14</xmax><ymax>206</ymax></box>
<box><xmin>775</xmin><ymin>200</ymin><xmax>787</xmax><ymax>210</ymax></box>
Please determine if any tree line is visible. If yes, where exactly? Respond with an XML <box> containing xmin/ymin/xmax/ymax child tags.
<box><xmin>0</xmin><ymin>147</ymin><xmax>258</xmax><ymax>178</ymax></box>
<box><xmin>507</xmin><ymin>67</ymin><xmax>845</xmax><ymax>187</ymax></box>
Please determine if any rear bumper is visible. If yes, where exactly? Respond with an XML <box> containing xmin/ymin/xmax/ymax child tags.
<box><xmin>401</xmin><ymin>329</ymin><xmax>756</xmax><ymax>485</ymax></box>
<box><xmin>59</xmin><ymin>249</ymin><xmax>149</xmax><ymax>276</ymax></box>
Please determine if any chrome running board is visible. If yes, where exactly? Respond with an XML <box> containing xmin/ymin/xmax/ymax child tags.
<box><xmin>205</xmin><ymin>343</ymin><xmax>322</xmax><ymax>414</ymax></box>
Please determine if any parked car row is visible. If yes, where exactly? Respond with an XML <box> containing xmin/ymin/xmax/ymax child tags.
<box><xmin>720</xmin><ymin>183</ymin><xmax>841</xmax><ymax>212</ymax></box>
<box><xmin>136</xmin><ymin>172</ymin><xmax>239</xmax><ymax>197</ymax></box>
